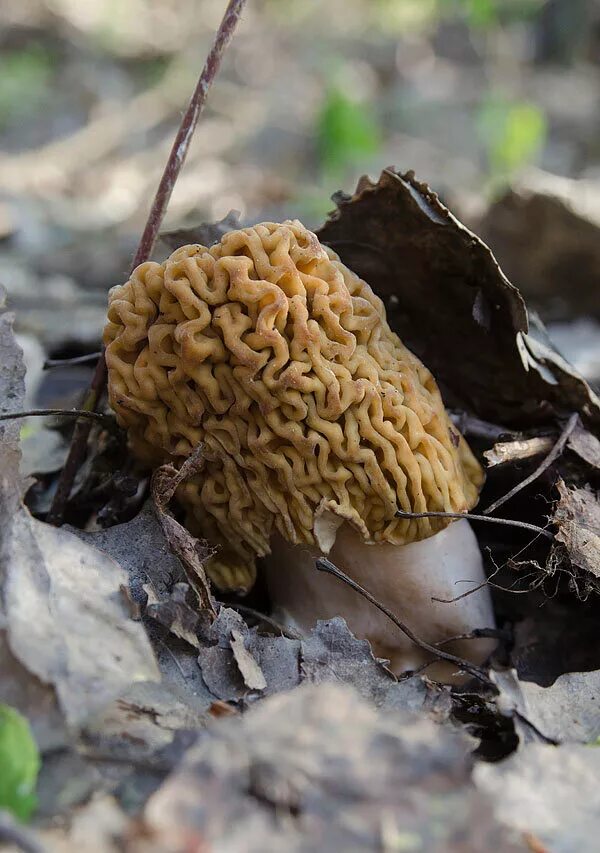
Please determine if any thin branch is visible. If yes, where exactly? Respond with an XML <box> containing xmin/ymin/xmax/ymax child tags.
<box><xmin>0</xmin><ymin>408</ymin><xmax>109</xmax><ymax>424</ymax></box>
<box><xmin>43</xmin><ymin>352</ymin><xmax>102</xmax><ymax>369</ymax></box>
<box><xmin>315</xmin><ymin>557</ymin><xmax>495</xmax><ymax>687</ymax></box>
<box><xmin>484</xmin><ymin>435</ymin><xmax>554</xmax><ymax>469</ymax></box>
<box><xmin>47</xmin><ymin>0</ymin><xmax>247</xmax><ymax>526</ymax></box>
<box><xmin>434</xmin><ymin>627</ymin><xmax>510</xmax><ymax>647</ymax></box>
<box><xmin>395</xmin><ymin>509</ymin><xmax>554</xmax><ymax>540</ymax></box>
<box><xmin>130</xmin><ymin>0</ymin><xmax>247</xmax><ymax>269</ymax></box>
<box><xmin>431</xmin><ymin>562</ymin><xmax>502</xmax><ymax>604</ymax></box>
<box><xmin>482</xmin><ymin>413</ymin><xmax>579</xmax><ymax>515</ymax></box>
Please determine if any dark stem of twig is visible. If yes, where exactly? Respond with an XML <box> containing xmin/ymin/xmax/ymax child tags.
<box><xmin>47</xmin><ymin>0</ymin><xmax>247</xmax><ymax>526</ymax></box>
<box><xmin>0</xmin><ymin>408</ymin><xmax>109</xmax><ymax>424</ymax></box>
<box><xmin>130</xmin><ymin>0</ymin><xmax>247</xmax><ymax>269</ymax></box>
<box><xmin>0</xmin><ymin>811</ymin><xmax>45</xmax><ymax>853</ymax></box>
<box><xmin>448</xmin><ymin>410</ymin><xmax>519</xmax><ymax>443</ymax></box>
<box><xmin>395</xmin><ymin>509</ymin><xmax>554</xmax><ymax>540</ymax></box>
<box><xmin>43</xmin><ymin>352</ymin><xmax>102</xmax><ymax>369</ymax></box>
<box><xmin>482</xmin><ymin>412</ymin><xmax>579</xmax><ymax>515</ymax></box>
<box><xmin>434</xmin><ymin>627</ymin><xmax>511</xmax><ymax>647</ymax></box>
<box><xmin>315</xmin><ymin>557</ymin><xmax>495</xmax><ymax>688</ymax></box>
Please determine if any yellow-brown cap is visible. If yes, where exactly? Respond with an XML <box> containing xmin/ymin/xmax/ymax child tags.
<box><xmin>104</xmin><ymin>221</ymin><xmax>483</xmax><ymax>591</ymax></box>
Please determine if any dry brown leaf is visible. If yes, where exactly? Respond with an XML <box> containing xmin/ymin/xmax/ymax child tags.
<box><xmin>552</xmin><ymin>479</ymin><xmax>600</xmax><ymax>592</ymax></box>
<box><xmin>317</xmin><ymin>168</ymin><xmax>600</xmax><ymax>428</ymax></box>
<box><xmin>151</xmin><ymin>449</ymin><xmax>216</xmax><ymax>618</ymax></box>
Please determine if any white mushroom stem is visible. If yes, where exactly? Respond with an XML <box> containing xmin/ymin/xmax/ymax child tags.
<box><xmin>263</xmin><ymin>519</ymin><xmax>496</xmax><ymax>683</ymax></box>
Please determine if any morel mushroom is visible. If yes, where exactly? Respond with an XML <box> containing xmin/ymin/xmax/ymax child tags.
<box><xmin>104</xmin><ymin>220</ymin><xmax>496</xmax><ymax>678</ymax></box>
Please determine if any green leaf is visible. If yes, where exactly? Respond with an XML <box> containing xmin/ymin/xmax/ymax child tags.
<box><xmin>0</xmin><ymin>47</ymin><xmax>53</xmax><ymax>128</ymax></box>
<box><xmin>316</xmin><ymin>88</ymin><xmax>380</xmax><ymax>179</ymax></box>
<box><xmin>476</xmin><ymin>96</ymin><xmax>547</xmax><ymax>185</ymax></box>
<box><xmin>439</xmin><ymin>0</ymin><xmax>545</xmax><ymax>29</ymax></box>
<box><xmin>464</xmin><ymin>0</ymin><xmax>497</xmax><ymax>29</ymax></box>
<box><xmin>0</xmin><ymin>705</ymin><xmax>40</xmax><ymax>822</ymax></box>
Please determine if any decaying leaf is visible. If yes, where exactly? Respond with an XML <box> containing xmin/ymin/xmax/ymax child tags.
<box><xmin>495</xmin><ymin>668</ymin><xmax>600</xmax><ymax>744</ymax></box>
<box><xmin>477</xmin><ymin>173</ymin><xmax>600</xmax><ymax>323</ymax></box>
<box><xmin>197</xmin><ymin>612</ymin><xmax>452</xmax><ymax>721</ymax></box>
<box><xmin>198</xmin><ymin>608</ymin><xmax>300</xmax><ymax>702</ymax></box>
<box><xmin>145</xmin><ymin>582</ymin><xmax>202</xmax><ymax>649</ymax></box>
<box><xmin>72</xmin><ymin>502</ymin><xmax>185</xmax><ymax>604</ymax></box>
<box><xmin>2</xmin><ymin>511</ymin><xmax>160</xmax><ymax>729</ymax></box>
<box><xmin>151</xmin><ymin>449</ymin><xmax>216</xmax><ymax>617</ymax></box>
<box><xmin>551</xmin><ymin>479</ymin><xmax>600</xmax><ymax>592</ymax></box>
<box><xmin>35</xmin><ymin>747</ymin><xmax>102</xmax><ymax>821</ymax></box>
<box><xmin>475</xmin><ymin>742</ymin><xmax>600</xmax><ymax>853</ymax></box>
<box><xmin>317</xmin><ymin>168</ymin><xmax>600</xmax><ymax>427</ymax></box>
<box><xmin>0</xmin><ymin>300</ymin><xmax>66</xmax><ymax>749</ymax></box>
<box><xmin>300</xmin><ymin>617</ymin><xmax>452</xmax><ymax>718</ymax></box>
<box><xmin>139</xmin><ymin>684</ymin><xmax>523</xmax><ymax>853</ymax></box>
<box><xmin>0</xmin><ymin>288</ymin><xmax>159</xmax><ymax>733</ymax></box>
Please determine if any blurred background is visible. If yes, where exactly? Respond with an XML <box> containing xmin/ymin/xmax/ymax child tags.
<box><xmin>1</xmin><ymin>0</ymin><xmax>600</xmax><ymax>415</ymax></box>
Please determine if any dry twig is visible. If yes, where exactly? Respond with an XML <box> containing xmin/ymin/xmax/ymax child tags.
<box><xmin>43</xmin><ymin>352</ymin><xmax>102</xmax><ymax>369</ymax></box>
<box><xmin>482</xmin><ymin>413</ymin><xmax>579</xmax><ymax>515</ymax></box>
<box><xmin>0</xmin><ymin>408</ymin><xmax>109</xmax><ymax>425</ymax></box>
<box><xmin>395</xmin><ymin>509</ymin><xmax>554</xmax><ymax>540</ymax></box>
<box><xmin>315</xmin><ymin>557</ymin><xmax>495</xmax><ymax>687</ymax></box>
<box><xmin>48</xmin><ymin>0</ymin><xmax>248</xmax><ymax>526</ymax></box>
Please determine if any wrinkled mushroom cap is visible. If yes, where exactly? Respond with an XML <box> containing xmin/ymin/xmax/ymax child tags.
<box><xmin>104</xmin><ymin>220</ymin><xmax>484</xmax><ymax>590</ymax></box>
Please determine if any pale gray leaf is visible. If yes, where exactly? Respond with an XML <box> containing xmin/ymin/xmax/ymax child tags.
<box><xmin>495</xmin><ymin>668</ymin><xmax>600</xmax><ymax>744</ymax></box>
<box><xmin>475</xmin><ymin>742</ymin><xmax>600</xmax><ymax>853</ymax></box>
<box><xmin>300</xmin><ymin>617</ymin><xmax>451</xmax><ymax>718</ymax></box>
<box><xmin>72</xmin><ymin>502</ymin><xmax>185</xmax><ymax>604</ymax></box>
<box><xmin>2</xmin><ymin>511</ymin><xmax>159</xmax><ymax>727</ymax></box>
<box><xmin>198</xmin><ymin>608</ymin><xmax>300</xmax><ymax>702</ymax></box>
<box><xmin>0</xmin><ymin>291</ymin><xmax>65</xmax><ymax>749</ymax></box>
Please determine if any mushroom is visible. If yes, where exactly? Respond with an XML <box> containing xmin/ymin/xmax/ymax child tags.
<box><xmin>104</xmin><ymin>220</ymin><xmax>496</xmax><ymax>679</ymax></box>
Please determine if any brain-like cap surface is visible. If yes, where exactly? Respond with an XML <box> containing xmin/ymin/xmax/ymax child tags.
<box><xmin>104</xmin><ymin>221</ymin><xmax>484</xmax><ymax>590</ymax></box>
